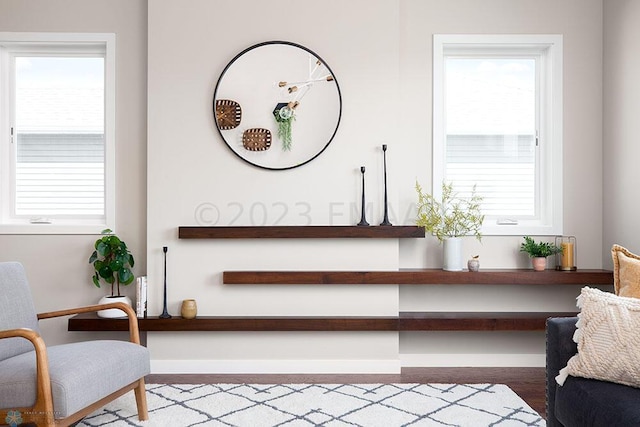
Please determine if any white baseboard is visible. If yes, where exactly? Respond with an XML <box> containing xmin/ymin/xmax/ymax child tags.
<box><xmin>151</xmin><ymin>359</ymin><xmax>402</xmax><ymax>374</ymax></box>
<box><xmin>151</xmin><ymin>354</ymin><xmax>544</xmax><ymax>374</ymax></box>
<box><xmin>400</xmin><ymin>353</ymin><xmax>545</xmax><ymax>367</ymax></box>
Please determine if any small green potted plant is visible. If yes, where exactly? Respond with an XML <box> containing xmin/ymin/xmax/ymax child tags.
<box><xmin>415</xmin><ymin>181</ymin><xmax>484</xmax><ymax>271</ymax></box>
<box><xmin>89</xmin><ymin>229</ymin><xmax>135</xmax><ymax>317</ymax></box>
<box><xmin>519</xmin><ymin>236</ymin><xmax>562</xmax><ymax>271</ymax></box>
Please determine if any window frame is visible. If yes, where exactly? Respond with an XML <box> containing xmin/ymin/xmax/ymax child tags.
<box><xmin>433</xmin><ymin>34</ymin><xmax>563</xmax><ymax>236</ymax></box>
<box><xmin>0</xmin><ymin>32</ymin><xmax>115</xmax><ymax>234</ymax></box>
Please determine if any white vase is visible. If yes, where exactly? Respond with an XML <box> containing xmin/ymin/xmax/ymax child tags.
<box><xmin>97</xmin><ymin>295</ymin><xmax>132</xmax><ymax>318</ymax></box>
<box><xmin>443</xmin><ymin>237</ymin><xmax>463</xmax><ymax>271</ymax></box>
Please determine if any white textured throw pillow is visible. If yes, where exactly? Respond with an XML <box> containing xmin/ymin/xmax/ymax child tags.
<box><xmin>556</xmin><ymin>286</ymin><xmax>640</xmax><ymax>388</ymax></box>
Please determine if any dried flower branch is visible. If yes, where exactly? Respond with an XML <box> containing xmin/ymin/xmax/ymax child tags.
<box><xmin>415</xmin><ymin>181</ymin><xmax>484</xmax><ymax>243</ymax></box>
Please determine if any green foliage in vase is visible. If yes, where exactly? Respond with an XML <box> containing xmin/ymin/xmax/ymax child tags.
<box><xmin>89</xmin><ymin>229</ymin><xmax>135</xmax><ymax>296</ymax></box>
<box><xmin>415</xmin><ymin>181</ymin><xmax>484</xmax><ymax>243</ymax></box>
<box><xmin>519</xmin><ymin>236</ymin><xmax>563</xmax><ymax>258</ymax></box>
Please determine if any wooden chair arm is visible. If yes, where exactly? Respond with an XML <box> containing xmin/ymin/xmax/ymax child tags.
<box><xmin>0</xmin><ymin>326</ymin><xmax>44</xmax><ymax>344</ymax></box>
<box><xmin>38</xmin><ymin>302</ymin><xmax>141</xmax><ymax>345</ymax></box>
<box><xmin>0</xmin><ymin>328</ymin><xmax>55</xmax><ymax>424</ymax></box>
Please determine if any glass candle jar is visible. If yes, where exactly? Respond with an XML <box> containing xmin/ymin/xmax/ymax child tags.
<box><xmin>555</xmin><ymin>236</ymin><xmax>577</xmax><ymax>271</ymax></box>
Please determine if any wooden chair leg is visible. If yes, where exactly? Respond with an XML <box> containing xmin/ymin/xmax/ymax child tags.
<box><xmin>134</xmin><ymin>377</ymin><xmax>149</xmax><ymax>421</ymax></box>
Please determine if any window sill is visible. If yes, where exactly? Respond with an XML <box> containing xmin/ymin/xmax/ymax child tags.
<box><xmin>482</xmin><ymin>221</ymin><xmax>562</xmax><ymax>237</ymax></box>
<box><xmin>0</xmin><ymin>223</ymin><xmax>111</xmax><ymax>235</ymax></box>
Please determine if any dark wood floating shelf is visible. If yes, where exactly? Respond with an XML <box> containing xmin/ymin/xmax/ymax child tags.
<box><xmin>68</xmin><ymin>311</ymin><xmax>575</xmax><ymax>332</ymax></box>
<box><xmin>223</xmin><ymin>269</ymin><xmax>614</xmax><ymax>285</ymax></box>
<box><xmin>178</xmin><ymin>225</ymin><xmax>425</xmax><ymax>239</ymax></box>
<box><xmin>68</xmin><ymin>313</ymin><xmax>397</xmax><ymax>331</ymax></box>
<box><xmin>399</xmin><ymin>311</ymin><xmax>578</xmax><ymax>331</ymax></box>
<box><xmin>70</xmin><ymin>271</ymin><xmax>609</xmax><ymax>333</ymax></box>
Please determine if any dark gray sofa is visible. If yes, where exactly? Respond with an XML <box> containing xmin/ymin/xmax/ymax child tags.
<box><xmin>546</xmin><ymin>317</ymin><xmax>640</xmax><ymax>426</ymax></box>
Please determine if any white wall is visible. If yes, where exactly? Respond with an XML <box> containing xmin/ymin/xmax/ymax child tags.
<box><xmin>0</xmin><ymin>0</ymin><xmax>610</xmax><ymax>370</ymax></box>
<box><xmin>0</xmin><ymin>0</ymin><xmax>148</xmax><ymax>344</ymax></box>
<box><xmin>603</xmin><ymin>0</ymin><xmax>640</xmax><ymax>261</ymax></box>
<box><xmin>397</xmin><ymin>0</ymin><xmax>603</xmax><ymax>269</ymax></box>
<box><xmin>397</xmin><ymin>0</ymin><xmax>604</xmax><ymax>366</ymax></box>
<box><xmin>147</xmin><ymin>0</ymin><xmax>403</xmax><ymax>373</ymax></box>
<box><xmin>147</xmin><ymin>0</ymin><xmax>605</xmax><ymax>371</ymax></box>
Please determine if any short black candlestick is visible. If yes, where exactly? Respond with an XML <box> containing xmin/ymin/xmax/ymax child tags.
<box><xmin>357</xmin><ymin>166</ymin><xmax>370</xmax><ymax>226</ymax></box>
<box><xmin>159</xmin><ymin>246</ymin><xmax>172</xmax><ymax>319</ymax></box>
<box><xmin>380</xmin><ymin>144</ymin><xmax>392</xmax><ymax>226</ymax></box>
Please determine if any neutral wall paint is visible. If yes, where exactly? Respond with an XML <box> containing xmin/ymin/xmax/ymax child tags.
<box><xmin>603</xmin><ymin>0</ymin><xmax>640</xmax><ymax>262</ymax></box>
<box><xmin>147</xmin><ymin>0</ymin><xmax>403</xmax><ymax>373</ymax></box>
<box><xmin>398</xmin><ymin>0</ymin><xmax>604</xmax><ymax>269</ymax></box>
<box><xmin>0</xmin><ymin>0</ymin><xmax>608</xmax><ymax>370</ymax></box>
<box><xmin>397</xmin><ymin>0</ymin><xmax>604</xmax><ymax>365</ymax></box>
<box><xmin>147</xmin><ymin>0</ymin><xmax>604</xmax><ymax>371</ymax></box>
<box><xmin>0</xmin><ymin>0</ymin><xmax>147</xmax><ymax>344</ymax></box>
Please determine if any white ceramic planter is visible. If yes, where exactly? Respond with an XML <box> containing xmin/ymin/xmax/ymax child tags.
<box><xmin>443</xmin><ymin>237</ymin><xmax>463</xmax><ymax>271</ymax></box>
<box><xmin>97</xmin><ymin>295</ymin><xmax>132</xmax><ymax>318</ymax></box>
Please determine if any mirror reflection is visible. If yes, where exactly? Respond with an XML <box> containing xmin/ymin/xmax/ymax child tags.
<box><xmin>213</xmin><ymin>41</ymin><xmax>342</xmax><ymax>170</ymax></box>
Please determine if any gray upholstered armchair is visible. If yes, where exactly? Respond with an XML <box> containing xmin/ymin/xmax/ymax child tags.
<box><xmin>0</xmin><ymin>262</ymin><xmax>150</xmax><ymax>427</ymax></box>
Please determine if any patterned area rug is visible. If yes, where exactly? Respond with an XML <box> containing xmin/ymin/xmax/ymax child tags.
<box><xmin>78</xmin><ymin>383</ymin><xmax>545</xmax><ymax>426</ymax></box>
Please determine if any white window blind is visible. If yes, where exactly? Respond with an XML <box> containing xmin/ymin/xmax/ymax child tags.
<box><xmin>14</xmin><ymin>56</ymin><xmax>105</xmax><ymax>217</ymax></box>
<box><xmin>445</xmin><ymin>56</ymin><xmax>537</xmax><ymax>218</ymax></box>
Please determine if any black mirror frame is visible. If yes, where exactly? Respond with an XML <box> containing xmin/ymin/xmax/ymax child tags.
<box><xmin>213</xmin><ymin>41</ymin><xmax>342</xmax><ymax>171</ymax></box>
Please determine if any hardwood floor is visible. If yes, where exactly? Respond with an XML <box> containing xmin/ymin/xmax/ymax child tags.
<box><xmin>147</xmin><ymin>367</ymin><xmax>547</xmax><ymax>420</ymax></box>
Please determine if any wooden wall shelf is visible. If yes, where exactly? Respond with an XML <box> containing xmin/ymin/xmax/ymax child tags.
<box><xmin>68</xmin><ymin>272</ymin><xmax>608</xmax><ymax>333</ymax></box>
<box><xmin>178</xmin><ymin>225</ymin><xmax>425</xmax><ymax>239</ymax></box>
<box><xmin>68</xmin><ymin>313</ymin><xmax>398</xmax><ymax>331</ymax></box>
<box><xmin>399</xmin><ymin>311</ymin><xmax>578</xmax><ymax>331</ymax></box>
<box><xmin>223</xmin><ymin>269</ymin><xmax>614</xmax><ymax>285</ymax></box>
<box><xmin>68</xmin><ymin>311</ymin><xmax>576</xmax><ymax>332</ymax></box>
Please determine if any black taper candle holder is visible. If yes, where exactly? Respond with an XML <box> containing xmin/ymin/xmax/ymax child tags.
<box><xmin>159</xmin><ymin>246</ymin><xmax>172</xmax><ymax>319</ymax></box>
<box><xmin>380</xmin><ymin>144</ymin><xmax>392</xmax><ymax>226</ymax></box>
<box><xmin>357</xmin><ymin>166</ymin><xmax>370</xmax><ymax>226</ymax></box>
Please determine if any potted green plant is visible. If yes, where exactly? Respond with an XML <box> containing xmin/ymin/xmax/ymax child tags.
<box><xmin>89</xmin><ymin>229</ymin><xmax>135</xmax><ymax>317</ymax></box>
<box><xmin>415</xmin><ymin>181</ymin><xmax>484</xmax><ymax>271</ymax></box>
<box><xmin>519</xmin><ymin>236</ymin><xmax>562</xmax><ymax>271</ymax></box>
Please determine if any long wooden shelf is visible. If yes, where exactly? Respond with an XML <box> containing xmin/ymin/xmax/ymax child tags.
<box><xmin>399</xmin><ymin>311</ymin><xmax>578</xmax><ymax>331</ymax></box>
<box><xmin>178</xmin><ymin>225</ymin><xmax>425</xmax><ymax>239</ymax></box>
<box><xmin>70</xmin><ymin>270</ymin><xmax>608</xmax><ymax>333</ymax></box>
<box><xmin>223</xmin><ymin>269</ymin><xmax>613</xmax><ymax>285</ymax></box>
<box><xmin>68</xmin><ymin>313</ymin><xmax>397</xmax><ymax>331</ymax></box>
<box><xmin>68</xmin><ymin>311</ymin><xmax>575</xmax><ymax>332</ymax></box>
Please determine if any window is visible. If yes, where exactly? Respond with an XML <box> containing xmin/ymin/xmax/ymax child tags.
<box><xmin>433</xmin><ymin>35</ymin><xmax>562</xmax><ymax>235</ymax></box>
<box><xmin>0</xmin><ymin>32</ymin><xmax>115</xmax><ymax>234</ymax></box>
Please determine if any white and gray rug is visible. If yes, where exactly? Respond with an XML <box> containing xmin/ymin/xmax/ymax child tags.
<box><xmin>78</xmin><ymin>383</ymin><xmax>545</xmax><ymax>426</ymax></box>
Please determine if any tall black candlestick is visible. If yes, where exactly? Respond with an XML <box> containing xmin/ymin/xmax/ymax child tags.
<box><xmin>380</xmin><ymin>144</ymin><xmax>392</xmax><ymax>226</ymax></box>
<box><xmin>159</xmin><ymin>246</ymin><xmax>172</xmax><ymax>319</ymax></box>
<box><xmin>357</xmin><ymin>166</ymin><xmax>370</xmax><ymax>226</ymax></box>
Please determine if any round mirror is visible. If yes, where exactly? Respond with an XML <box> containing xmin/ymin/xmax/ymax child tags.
<box><xmin>213</xmin><ymin>41</ymin><xmax>342</xmax><ymax>170</ymax></box>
